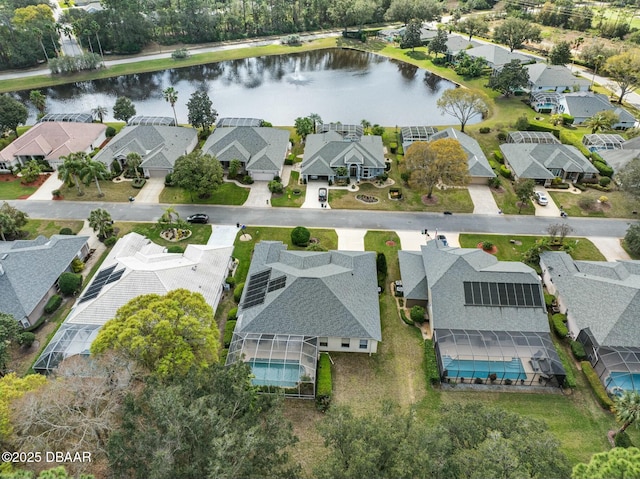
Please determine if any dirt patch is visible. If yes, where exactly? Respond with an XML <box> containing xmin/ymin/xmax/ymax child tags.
<box><xmin>490</xmin><ymin>186</ymin><xmax>505</xmax><ymax>194</ymax></box>
<box><xmin>9</xmin><ymin>319</ymin><xmax>58</xmax><ymax>375</ymax></box>
<box><xmin>159</xmin><ymin>228</ymin><xmax>192</xmax><ymax>242</ymax></box>
<box><xmin>309</xmin><ymin>237</ymin><xmax>319</xmax><ymax>244</ymax></box>
<box><xmin>17</xmin><ymin>194</ymin><xmax>31</xmax><ymax>199</ymax></box>
<box><xmin>422</xmin><ymin>194</ymin><xmax>439</xmax><ymax>205</ymax></box>
<box><xmin>385</xmin><ymin>240</ymin><xmax>396</xmax><ymax>246</ymax></box>
<box><xmin>477</xmin><ymin>242</ymin><xmax>498</xmax><ymax>255</ymax></box>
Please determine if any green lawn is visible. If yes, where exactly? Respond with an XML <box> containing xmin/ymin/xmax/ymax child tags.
<box><xmin>159</xmin><ymin>182</ymin><xmax>250</xmax><ymax>205</ymax></box>
<box><xmin>22</xmin><ymin>219</ymin><xmax>84</xmax><ymax>239</ymax></box>
<box><xmin>548</xmin><ymin>189</ymin><xmax>640</xmax><ymax>218</ymax></box>
<box><xmin>491</xmin><ymin>181</ymin><xmax>536</xmax><ymax>215</ymax></box>
<box><xmin>459</xmin><ymin>234</ymin><xmax>606</xmax><ymax>262</ymax></box>
<box><xmin>114</xmin><ymin>221</ymin><xmax>212</xmax><ymax>248</ymax></box>
<box><xmin>271</xmin><ymin>171</ymin><xmax>306</xmax><ymax>207</ymax></box>
<box><xmin>0</xmin><ymin>177</ymin><xmax>39</xmax><ymax>200</ymax></box>
<box><xmin>59</xmin><ymin>179</ymin><xmax>141</xmax><ymax>202</ymax></box>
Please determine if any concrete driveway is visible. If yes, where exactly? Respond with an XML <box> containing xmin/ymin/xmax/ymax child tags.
<box><xmin>588</xmin><ymin>237</ymin><xmax>631</xmax><ymax>261</ymax></box>
<box><xmin>302</xmin><ymin>181</ymin><xmax>330</xmax><ymax>209</ymax></box>
<box><xmin>244</xmin><ymin>181</ymin><xmax>272</xmax><ymax>207</ymax></box>
<box><xmin>396</xmin><ymin>230</ymin><xmax>427</xmax><ymax>251</ymax></box>
<box><xmin>336</xmin><ymin>229</ymin><xmax>365</xmax><ymax>250</ymax></box>
<box><xmin>467</xmin><ymin>184</ymin><xmax>500</xmax><ymax>215</ymax></box>
<box><xmin>533</xmin><ymin>186</ymin><xmax>562</xmax><ymax>217</ymax></box>
<box><xmin>135</xmin><ymin>177</ymin><xmax>164</xmax><ymax>204</ymax></box>
<box><xmin>27</xmin><ymin>174</ymin><xmax>63</xmax><ymax>201</ymax></box>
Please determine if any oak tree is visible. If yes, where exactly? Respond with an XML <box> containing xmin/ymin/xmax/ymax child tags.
<box><xmin>112</xmin><ymin>96</ymin><xmax>136</xmax><ymax>123</ymax></box>
<box><xmin>493</xmin><ymin>17</ymin><xmax>541</xmax><ymax>52</ymax></box>
<box><xmin>488</xmin><ymin>60</ymin><xmax>530</xmax><ymax>97</ymax></box>
<box><xmin>605</xmin><ymin>52</ymin><xmax>640</xmax><ymax>104</ymax></box>
<box><xmin>186</xmin><ymin>90</ymin><xmax>218</xmax><ymax>133</ymax></box>
<box><xmin>436</xmin><ymin>88</ymin><xmax>488</xmax><ymax>133</ymax></box>
<box><xmin>171</xmin><ymin>150</ymin><xmax>224</xmax><ymax>200</ymax></box>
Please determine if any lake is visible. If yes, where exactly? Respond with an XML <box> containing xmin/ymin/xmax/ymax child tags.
<box><xmin>18</xmin><ymin>48</ymin><xmax>474</xmax><ymax>127</ymax></box>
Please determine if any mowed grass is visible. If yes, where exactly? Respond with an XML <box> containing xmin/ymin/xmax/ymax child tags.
<box><xmin>491</xmin><ymin>181</ymin><xmax>536</xmax><ymax>215</ymax></box>
<box><xmin>22</xmin><ymin>219</ymin><xmax>84</xmax><ymax>238</ymax></box>
<box><xmin>330</xmin><ymin>183</ymin><xmax>473</xmax><ymax>213</ymax></box>
<box><xmin>548</xmin><ymin>189</ymin><xmax>640</xmax><ymax>218</ymax></box>
<box><xmin>271</xmin><ymin>171</ymin><xmax>306</xmax><ymax>207</ymax></box>
<box><xmin>0</xmin><ymin>177</ymin><xmax>39</xmax><ymax>200</ymax></box>
<box><xmin>459</xmin><ymin>234</ymin><xmax>606</xmax><ymax>262</ymax></box>
<box><xmin>114</xmin><ymin>221</ymin><xmax>212</xmax><ymax>247</ymax></box>
<box><xmin>59</xmin><ymin>179</ymin><xmax>140</xmax><ymax>202</ymax></box>
<box><xmin>159</xmin><ymin>182</ymin><xmax>250</xmax><ymax>205</ymax></box>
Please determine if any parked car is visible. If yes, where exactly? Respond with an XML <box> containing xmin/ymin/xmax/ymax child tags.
<box><xmin>186</xmin><ymin>213</ymin><xmax>209</xmax><ymax>224</ymax></box>
<box><xmin>436</xmin><ymin>234</ymin><xmax>448</xmax><ymax>247</ymax></box>
<box><xmin>318</xmin><ymin>187</ymin><xmax>327</xmax><ymax>202</ymax></box>
<box><xmin>394</xmin><ymin>280</ymin><xmax>404</xmax><ymax>297</ymax></box>
<box><xmin>534</xmin><ymin>192</ymin><xmax>549</xmax><ymax>206</ymax></box>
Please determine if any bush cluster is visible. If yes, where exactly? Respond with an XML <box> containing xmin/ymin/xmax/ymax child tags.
<box><xmin>291</xmin><ymin>226</ymin><xmax>311</xmax><ymax>246</ymax></box>
<box><xmin>104</xmin><ymin>236</ymin><xmax>117</xmax><ymax>247</ymax></box>
<box><xmin>225</xmin><ymin>276</ymin><xmax>236</xmax><ymax>287</ymax></box>
<box><xmin>615</xmin><ymin>431</ymin><xmax>634</xmax><ymax>448</ymax></box>
<box><xmin>399</xmin><ymin>309</ymin><xmax>414</xmax><ymax>326</ymax></box>
<box><xmin>570</xmin><ymin>340</ymin><xmax>587</xmax><ymax>361</ymax></box>
<box><xmin>223</xmin><ymin>320</ymin><xmax>236</xmax><ymax>348</ymax></box>
<box><xmin>18</xmin><ymin>331</ymin><xmax>35</xmax><ymax>348</ymax></box>
<box><xmin>581</xmin><ymin>361</ymin><xmax>615</xmax><ymax>410</ymax></box>
<box><xmin>49</xmin><ymin>53</ymin><xmax>102</xmax><ymax>74</ymax></box>
<box><xmin>410</xmin><ymin>305</ymin><xmax>425</xmax><ymax>323</ymax></box>
<box><xmin>59</xmin><ymin>228</ymin><xmax>73</xmax><ymax>235</ymax></box>
<box><xmin>71</xmin><ymin>257</ymin><xmax>85</xmax><ymax>273</ymax></box>
<box><xmin>233</xmin><ymin>282</ymin><xmax>244</xmax><ymax>303</ymax></box>
<box><xmin>58</xmin><ymin>273</ymin><xmax>82</xmax><ymax>296</ymax></box>
<box><xmin>556</xmin><ymin>347</ymin><xmax>577</xmax><ymax>388</ymax></box>
<box><xmin>599</xmin><ymin>176</ymin><xmax>611</xmax><ymax>187</ymax></box>
<box><xmin>227</xmin><ymin>307</ymin><xmax>238</xmax><ymax>320</ymax></box>
<box><xmin>498</xmin><ymin>165</ymin><xmax>512</xmax><ymax>179</ymax></box>
<box><xmin>316</xmin><ymin>352</ymin><xmax>333</xmax><ymax>412</ymax></box>
<box><xmin>479</xmin><ymin>127</ymin><xmax>491</xmax><ymax>134</ymax></box>
<box><xmin>593</xmin><ymin>160</ymin><xmax>614</xmax><ymax>178</ymax></box>
<box><xmin>493</xmin><ymin>150</ymin><xmax>504</xmax><ymax>163</ymax></box>
<box><xmin>424</xmin><ymin>339</ymin><xmax>440</xmax><ymax>386</ymax></box>
<box><xmin>551</xmin><ymin>313</ymin><xmax>568</xmax><ymax>338</ymax></box>
<box><xmin>44</xmin><ymin>294</ymin><xmax>62</xmax><ymax>314</ymax></box>
<box><xmin>132</xmin><ymin>178</ymin><xmax>146</xmax><ymax>188</ymax></box>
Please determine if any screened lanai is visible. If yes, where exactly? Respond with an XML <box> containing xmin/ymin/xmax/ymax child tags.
<box><xmin>216</xmin><ymin>117</ymin><xmax>263</xmax><ymax>128</ymax></box>
<box><xmin>593</xmin><ymin>346</ymin><xmax>640</xmax><ymax>395</ymax></box>
<box><xmin>226</xmin><ymin>333</ymin><xmax>318</xmax><ymax>398</ymax></box>
<box><xmin>507</xmin><ymin>131</ymin><xmax>560</xmax><ymax>144</ymax></box>
<box><xmin>127</xmin><ymin>115</ymin><xmax>176</xmax><ymax>126</ymax></box>
<box><xmin>434</xmin><ymin>329</ymin><xmax>566</xmax><ymax>386</ymax></box>
<box><xmin>33</xmin><ymin>323</ymin><xmax>101</xmax><ymax>373</ymax></box>
<box><xmin>530</xmin><ymin>91</ymin><xmax>562</xmax><ymax>113</ymax></box>
<box><xmin>582</xmin><ymin>134</ymin><xmax>625</xmax><ymax>151</ymax></box>
<box><xmin>38</xmin><ymin>112</ymin><xmax>93</xmax><ymax>123</ymax></box>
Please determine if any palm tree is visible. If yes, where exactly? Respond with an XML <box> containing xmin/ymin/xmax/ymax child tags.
<box><xmin>58</xmin><ymin>153</ymin><xmax>88</xmax><ymax>195</ymax></box>
<box><xmin>29</xmin><ymin>90</ymin><xmax>46</xmax><ymax>117</ymax></box>
<box><xmin>585</xmin><ymin>111</ymin><xmax>619</xmax><ymax>134</ymax></box>
<box><xmin>125</xmin><ymin>152</ymin><xmax>142</xmax><ymax>179</ymax></box>
<box><xmin>163</xmin><ymin>87</ymin><xmax>179</xmax><ymax>125</ymax></box>
<box><xmin>92</xmin><ymin>106</ymin><xmax>108</xmax><ymax>123</ymax></box>
<box><xmin>88</xmin><ymin>208</ymin><xmax>114</xmax><ymax>239</ymax></box>
<box><xmin>80</xmin><ymin>158</ymin><xmax>109</xmax><ymax>197</ymax></box>
<box><xmin>614</xmin><ymin>391</ymin><xmax>640</xmax><ymax>437</ymax></box>
<box><xmin>308</xmin><ymin>113</ymin><xmax>322</xmax><ymax>134</ymax></box>
<box><xmin>160</xmin><ymin>205</ymin><xmax>179</xmax><ymax>224</ymax></box>
<box><xmin>361</xmin><ymin>119</ymin><xmax>372</xmax><ymax>134</ymax></box>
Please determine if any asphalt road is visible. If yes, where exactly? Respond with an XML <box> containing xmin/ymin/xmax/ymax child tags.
<box><xmin>11</xmin><ymin>200</ymin><xmax>637</xmax><ymax>237</ymax></box>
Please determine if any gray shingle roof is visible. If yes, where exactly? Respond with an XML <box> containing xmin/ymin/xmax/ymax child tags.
<box><xmin>563</xmin><ymin>93</ymin><xmax>636</xmax><ymax>123</ymax></box>
<box><xmin>201</xmin><ymin>127</ymin><xmax>289</xmax><ymax>173</ymax></box>
<box><xmin>430</xmin><ymin>128</ymin><xmax>495</xmax><ymax>178</ymax></box>
<box><xmin>93</xmin><ymin>126</ymin><xmax>197</xmax><ymax>170</ymax></box>
<box><xmin>398</xmin><ymin>251</ymin><xmax>428</xmax><ymax>301</ymax></box>
<box><xmin>236</xmin><ymin>242</ymin><xmax>381</xmax><ymax>341</ymax></box>
<box><xmin>599</xmin><ymin>149</ymin><xmax>640</xmax><ymax>173</ymax></box>
<box><xmin>446</xmin><ymin>35</ymin><xmax>481</xmax><ymax>54</ymax></box>
<box><xmin>399</xmin><ymin>241</ymin><xmax>548</xmax><ymax>332</ymax></box>
<box><xmin>541</xmin><ymin>252</ymin><xmax>640</xmax><ymax>347</ymax></box>
<box><xmin>525</xmin><ymin>64</ymin><xmax>590</xmax><ymax>89</ymax></box>
<box><xmin>301</xmin><ymin>132</ymin><xmax>385</xmax><ymax>177</ymax></box>
<box><xmin>0</xmin><ymin>235</ymin><xmax>88</xmax><ymax>323</ymax></box>
<box><xmin>465</xmin><ymin>45</ymin><xmax>534</xmax><ymax>69</ymax></box>
<box><xmin>500</xmin><ymin>143</ymin><xmax>596</xmax><ymax>179</ymax></box>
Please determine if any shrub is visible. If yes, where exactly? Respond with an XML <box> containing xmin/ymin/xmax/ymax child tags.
<box><xmin>291</xmin><ymin>226</ymin><xmax>311</xmax><ymax>246</ymax></box>
<box><xmin>52</xmin><ymin>189</ymin><xmax>62</xmax><ymax>198</ymax></box>
<box><xmin>132</xmin><ymin>178</ymin><xmax>146</xmax><ymax>188</ymax></box>
<box><xmin>615</xmin><ymin>431</ymin><xmax>634</xmax><ymax>448</ymax></box>
<box><xmin>544</xmin><ymin>293</ymin><xmax>555</xmax><ymax>307</ymax></box>
<box><xmin>111</xmin><ymin>160</ymin><xmax>122</xmax><ymax>175</ymax></box>
<box><xmin>225</xmin><ymin>276</ymin><xmax>236</xmax><ymax>287</ymax></box>
<box><xmin>593</xmin><ymin>160</ymin><xmax>614</xmax><ymax>177</ymax></box>
<box><xmin>551</xmin><ymin>313</ymin><xmax>568</xmax><ymax>338</ymax></box>
<box><xmin>316</xmin><ymin>352</ymin><xmax>333</xmax><ymax>411</ymax></box>
<box><xmin>581</xmin><ymin>361</ymin><xmax>615</xmax><ymax>410</ymax></box>
<box><xmin>579</xmin><ymin>197</ymin><xmax>597</xmax><ymax>211</ymax></box>
<box><xmin>488</xmin><ymin>176</ymin><xmax>501</xmax><ymax>188</ymax></box>
<box><xmin>233</xmin><ymin>282</ymin><xmax>245</xmax><ymax>303</ymax></box>
<box><xmin>599</xmin><ymin>195</ymin><xmax>609</xmax><ymax>204</ymax></box>
<box><xmin>499</xmin><ymin>165</ymin><xmax>512</xmax><ymax>179</ymax></box>
<box><xmin>105</xmin><ymin>126</ymin><xmax>116</xmax><ymax>137</ymax></box>
<box><xmin>561</xmin><ymin>113</ymin><xmax>575</xmax><ymax>125</ymax></box>
<box><xmin>18</xmin><ymin>332</ymin><xmax>36</xmax><ymax>348</ymax></box>
<box><xmin>71</xmin><ymin>257</ymin><xmax>84</xmax><ymax>273</ymax></box>
<box><xmin>493</xmin><ymin>149</ymin><xmax>504</xmax><ymax>164</ymax></box>
<box><xmin>496</xmin><ymin>132</ymin><xmax>507</xmax><ymax>141</ymax></box>
<box><xmin>410</xmin><ymin>305</ymin><xmax>425</xmax><ymax>323</ymax></box>
<box><xmin>165</xmin><ymin>173</ymin><xmax>174</xmax><ymax>186</ymax></box>
<box><xmin>227</xmin><ymin>307</ymin><xmax>238</xmax><ymax>320</ymax></box>
<box><xmin>599</xmin><ymin>176</ymin><xmax>611</xmax><ymax>187</ymax></box>
<box><xmin>515</xmin><ymin>115</ymin><xmax>530</xmax><ymax>130</ymax></box>
<box><xmin>268</xmin><ymin>180</ymin><xmax>284</xmax><ymax>193</ymax></box>
<box><xmin>59</xmin><ymin>227</ymin><xmax>73</xmax><ymax>235</ymax></box>
<box><xmin>400</xmin><ymin>309</ymin><xmax>414</xmax><ymax>325</ymax></box>
<box><xmin>570</xmin><ymin>340</ymin><xmax>587</xmax><ymax>361</ymax></box>
<box><xmin>166</xmin><ymin>245</ymin><xmax>183</xmax><ymax>253</ymax></box>
<box><xmin>474</xmin><ymin>377</ymin><xmax>484</xmax><ymax>384</ymax></box>
<box><xmin>242</xmin><ymin>175</ymin><xmax>254</xmax><ymax>184</ymax></box>
<box><xmin>58</xmin><ymin>272</ymin><xmax>82</xmax><ymax>296</ymax></box>
<box><xmin>44</xmin><ymin>294</ymin><xmax>62</xmax><ymax>314</ymax></box>
<box><xmin>574</xmin><ymin>183</ymin><xmax>588</xmax><ymax>191</ymax></box>
<box><xmin>479</xmin><ymin>127</ymin><xmax>491</xmax><ymax>134</ymax></box>
<box><xmin>171</xmin><ymin>47</ymin><xmax>190</xmax><ymax>59</ymax></box>
<box><xmin>481</xmin><ymin>241</ymin><xmax>494</xmax><ymax>251</ymax></box>
<box><xmin>424</xmin><ymin>339</ymin><xmax>440</xmax><ymax>385</ymax></box>
<box><xmin>223</xmin><ymin>320</ymin><xmax>236</xmax><ymax>348</ymax></box>
<box><xmin>376</xmin><ymin>252</ymin><xmax>387</xmax><ymax>275</ymax></box>
<box><xmin>284</xmin><ymin>157</ymin><xmax>294</xmax><ymax>166</ymax></box>
<box><xmin>104</xmin><ymin>236</ymin><xmax>117</xmax><ymax>247</ymax></box>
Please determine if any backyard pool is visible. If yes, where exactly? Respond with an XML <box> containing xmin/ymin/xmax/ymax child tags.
<box><xmin>442</xmin><ymin>356</ymin><xmax>527</xmax><ymax>381</ymax></box>
<box><xmin>249</xmin><ymin>358</ymin><xmax>305</xmax><ymax>388</ymax></box>
<box><xmin>606</xmin><ymin>371</ymin><xmax>640</xmax><ymax>395</ymax></box>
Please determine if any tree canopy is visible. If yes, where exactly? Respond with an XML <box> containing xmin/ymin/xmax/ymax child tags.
<box><xmin>0</xmin><ymin>94</ymin><xmax>28</xmax><ymax>136</ymax></box>
<box><xmin>549</xmin><ymin>40</ymin><xmax>572</xmax><ymax>65</ymax></box>
<box><xmin>0</xmin><ymin>202</ymin><xmax>29</xmax><ymax>242</ymax></box>
<box><xmin>456</xmin><ymin>16</ymin><xmax>488</xmax><ymax>41</ymax></box>
<box><xmin>605</xmin><ymin>51</ymin><xmax>640</xmax><ymax>104</ymax></box>
<box><xmin>384</xmin><ymin>0</ymin><xmax>442</xmax><ymax>24</ymax></box>
<box><xmin>488</xmin><ymin>60</ymin><xmax>530</xmax><ymax>97</ymax></box>
<box><xmin>91</xmin><ymin>289</ymin><xmax>220</xmax><ymax>379</ymax></box>
<box><xmin>572</xmin><ymin>447</ymin><xmax>640</xmax><ymax>479</ymax></box>
<box><xmin>585</xmin><ymin>110</ymin><xmax>619</xmax><ymax>134</ymax></box>
<box><xmin>402</xmin><ymin>18</ymin><xmax>422</xmax><ymax>51</ymax></box>
<box><xmin>405</xmin><ymin>138</ymin><xmax>470</xmax><ymax>198</ymax></box>
<box><xmin>294</xmin><ymin>116</ymin><xmax>314</xmax><ymax>140</ymax></box>
<box><xmin>172</xmin><ymin>150</ymin><xmax>224</xmax><ymax>199</ymax></box>
<box><xmin>88</xmin><ymin>208</ymin><xmax>114</xmax><ymax>240</ymax></box>
<box><xmin>428</xmin><ymin>29</ymin><xmax>448</xmax><ymax>58</ymax></box>
<box><xmin>514</xmin><ymin>178</ymin><xmax>535</xmax><ymax>213</ymax></box>
<box><xmin>617</xmin><ymin>158</ymin><xmax>640</xmax><ymax>200</ymax></box>
<box><xmin>113</xmin><ymin>96</ymin><xmax>136</xmax><ymax>123</ymax></box>
<box><xmin>493</xmin><ymin>17</ymin><xmax>541</xmax><ymax>52</ymax></box>
<box><xmin>436</xmin><ymin>89</ymin><xmax>488</xmax><ymax>133</ymax></box>
<box><xmin>0</xmin><ymin>372</ymin><xmax>46</xmax><ymax>445</ymax></box>
<box><xmin>186</xmin><ymin>90</ymin><xmax>218</xmax><ymax>132</ymax></box>
<box><xmin>0</xmin><ymin>313</ymin><xmax>21</xmax><ymax>377</ymax></box>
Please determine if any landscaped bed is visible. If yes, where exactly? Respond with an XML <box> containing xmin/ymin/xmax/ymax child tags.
<box><xmin>548</xmin><ymin>190</ymin><xmax>640</xmax><ymax>218</ymax></box>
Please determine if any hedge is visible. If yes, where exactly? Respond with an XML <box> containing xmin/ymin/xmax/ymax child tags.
<box><xmin>225</xmin><ymin>276</ymin><xmax>236</xmax><ymax>287</ymax></box>
<box><xmin>557</xmin><ymin>347</ymin><xmax>577</xmax><ymax>388</ymax></box>
<box><xmin>59</xmin><ymin>227</ymin><xmax>73</xmax><ymax>235</ymax></box>
<box><xmin>570</xmin><ymin>340</ymin><xmax>587</xmax><ymax>361</ymax></box>
<box><xmin>581</xmin><ymin>361</ymin><xmax>615</xmax><ymax>410</ymax></box>
<box><xmin>233</xmin><ymin>282</ymin><xmax>244</xmax><ymax>303</ymax></box>
<box><xmin>551</xmin><ymin>313</ymin><xmax>568</xmax><ymax>338</ymax></box>
<box><xmin>499</xmin><ymin>165</ymin><xmax>512</xmax><ymax>179</ymax></box>
<box><xmin>227</xmin><ymin>307</ymin><xmax>238</xmax><ymax>320</ymax></box>
<box><xmin>593</xmin><ymin>160</ymin><xmax>614</xmax><ymax>178</ymax></box>
<box><xmin>424</xmin><ymin>339</ymin><xmax>440</xmax><ymax>386</ymax></box>
<box><xmin>527</xmin><ymin>120</ymin><xmax>560</xmax><ymax>138</ymax></box>
<box><xmin>559</xmin><ymin>130</ymin><xmax>591</xmax><ymax>157</ymax></box>
<box><xmin>44</xmin><ymin>294</ymin><xmax>62</xmax><ymax>314</ymax></box>
<box><xmin>220</xmin><ymin>348</ymin><xmax>229</xmax><ymax>364</ymax></box>
<box><xmin>316</xmin><ymin>352</ymin><xmax>333</xmax><ymax>412</ymax></box>
<box><xmin>104</xmin><ymin>236</ymin><xmax>117</xmax><ymax>247</ymax></box>
<box><xmin>493</xmin><ymin>149</ymin><xmax>504</xmax><ymax>163</ymax></box>
<box><xmin>166</xmin><ymin>245</ymin><xmax>183</xmax><ymax>253</ymax></box>
<box><xmin>544</xmin><ymin>293</ymin><xmax>555</xmax><ymax>307</ymax></box>
<box><xmin>548</xmin><ymin>182</ymin><xmax>570</xmax><ymax>189</ymax></box>
<box><xmin>615</xmin><ymin>431</ymin><xmax>634</xmax><ymax>448</ymax></box>
<box><xmin>400</xmin><ymin>309</ymin><xmax>414</xmax><ymax>326</ymax></box>
<box><xmin>574</xmin><ymin>183</ymin><xmax>588</xmax><ymax>191</ymax></box>
<box><xmin>223</xmin><ymin>320</ymin><xmax>236</xmax><ymax>348</ymax></box>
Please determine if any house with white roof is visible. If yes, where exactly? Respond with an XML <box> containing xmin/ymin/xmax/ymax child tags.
<box><xmin>525</xmin><ymin>64</ymin><xmax>590</xmax><ymax>92</ymax></box>
<box><xmin>33</xmin><ymin>232</ymin><xmax>233</xmax><ymax>373</ymax></box>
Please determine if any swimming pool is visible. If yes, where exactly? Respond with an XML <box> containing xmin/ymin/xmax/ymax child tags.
<box><xmin>442</xmin><ymin>356</ymin><xmax>526</xmax><ymax>381</ymax></box>
<box><xmin>249</xmin><ymin>359</ymin><xmax>305</xmax><ymax>388</ymax></box>
<box><xmin>606</xmin><ymin>371</ymin><xmax>640</xmax><ymax>395</ymax></box>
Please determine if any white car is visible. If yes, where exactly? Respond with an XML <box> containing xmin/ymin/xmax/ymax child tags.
<box><xmin>534</xmin><ymin>191</ymin><xmax>549</xmax><ymax>206</ymax></box>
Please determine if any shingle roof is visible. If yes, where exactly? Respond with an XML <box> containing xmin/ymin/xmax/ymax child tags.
<box><xmin>430</xmin><ymin>128</ymin><xmax>495</xmax><ymax>178</ymax></box>
<box><xmin>236</xmin><ymin>241</ymin><xmax>381</xmax><ymax>341</ymax></box>
<box><xmin>525</xmin><ymin>64</ymin><xmax>590</xmax><ymax>89</ymax></box>
<box><xmin>301</xmin><ymin>132</ymin><xmax>386</xmax><ymax>177</ymax></box>
<box><xmin>399</xmin><ymin>241</ymin><xmax>548</xmax><ymax>332</ymax></box>
<box><xmin>445</xmin><ymin>35</ymin><xmax>481</xmax><ymax>54</ymax></box>
<box><xmin>465</xmin><ymin>45</ymin><xmax>534</xmax><ymax>69</ymax></box>
<box><xmin>563</xmin><ymin>92</ymin><xmax>636</xmax><ymax>123</ymax></box>
<box><xmin>93</xmin><ymin>126</ymin><xmax>197</xmax><ymax>170</ymax></box>
<box><xmin>500</xmin><ymin>143</ymin><xmax>596</xmax><ymax>179</ymax></box>
<box><xmin>599</xmin><ymin>149</ymin><xmax>640</xmax><ymax>173</ymax></box>
<box><xmin>541</xmin><ymin>252</ymin><xmax>640</xmax><ymax>347</ymax></box>
<box><xmin>0</xmin><ymin>122</ymin><xmax>106</xmax><ymax>164</ymax></box>
<box><xmin>398</xmin><ymin>251</ymin><xmax>428</xmax><ymax>301</ymax></box>
<box><xmin>0</xmin><ymin>235</ymin><xmax>88</xmax><ymax>323</ymax></box>
<box><xmin>201</xmin><ymin>127</ymin><xmax>289</xmax><ymax>173</ymax></box>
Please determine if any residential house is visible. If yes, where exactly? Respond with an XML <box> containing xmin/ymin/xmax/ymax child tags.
<box><xmin>429</xmin><ymin>128</ymin><xmax>496</xmax><ymax>184</ymax></box>
<box><xmin>599</xmin><ymin>135</ymin><xmax>640</xmax><ymax>173</ymax></box>
<box><xmin>226</xmin><ymin>241</ymin><xmax>382</xmax><ymax>397</ymax></box>
<box><xmin>400</xmin><ymin>126</ymin><xmax>439</xmax><ymax>153</ymax></box>
<box><xmin>540</xmin><ymin>252</ymin><xmax>640</xmax><ymax>394</ymax></box>
<box><xmin>301</xmin><ymin>131</ymin><xmax>386</xmax><ymax>182</ymax></box>
<box><xmin>0</xmin><ymin>235</ymin><xmax>90</xmax><ymax>328</ymax></box>
<box><xmin>34</xmin><ymin>232</ymin><xmax>234</xmax><ymax>373</ymax></box>
<box><xmin>0</xmin><ymin>122</ymin><xmax>106</xmax><ymax>171</ymax></box>
<box><xmin>93</xmin><ymin>125</ymin><xmax>198</xmax><ymax>178</ymax></box>
<box><xmin>201</xmin><ymin>126</ymin><xmax>289</xmax><ymax>181</ymax></box>
<box><xmin>525</xmin><ymin>64</ymin><xmax>590</xmax><ymax>93</ymax></box>
<box><xmin>399</xmin><ymin>240</ymin><xmax>566</xmax><ymax>386</ymax></box>
<box><xmin>500</xmin><ymin>143</ymin><xmax>597</xmax><ymax>185</ymax></box>
<box><xmin>558</xmin><ymin>92</ymin><xmax>635</xmax><ymax>129</ymax></box>
<box><xmin>464</xmin><ymin>45</ymin><xmax>535</xmax><ymax>73</ymax></box>
<box><xmin>444</xmin><ymin>34</ymin><xmax>481</xmax><ymax>61</ymax></box>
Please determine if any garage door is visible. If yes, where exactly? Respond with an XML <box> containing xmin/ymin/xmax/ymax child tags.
<box><xmin>146</xmin><ymin>168</ymin><xmax>168</xmax><ymax>178</ymax></box>
<box><xmin>250</xmin><ymin>171</ymin><xmax>275</xmax><ymax>181</ymax></box>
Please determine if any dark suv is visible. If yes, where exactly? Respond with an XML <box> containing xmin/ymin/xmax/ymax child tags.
<box><xmin>186</xmin><ymin>213</ymin><xmax>209</xmax><ymax>224</ymax></box>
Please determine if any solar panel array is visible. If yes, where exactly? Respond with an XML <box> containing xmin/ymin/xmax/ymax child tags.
<box><xmin>78</xmin><ymin>265</ymin><xmax>125</xmax><ymax>304</ymax></box>
<box><xmin>463</xmin><ymin>281</ymin><xmax>543</xmax><ymax>308</ymax></box>
<box><xmin>242</xmin><ymin>269</ymin><xmax>271</xmax><ymax>309</ymax></box>
<box><xmin>267</xmin><ymin>275</ymin><xmax>287</xmax><ymax>292</ymax></box>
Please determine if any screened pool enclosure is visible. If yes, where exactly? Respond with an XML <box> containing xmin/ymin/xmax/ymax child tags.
<box><xmin>593</xmin><ymin>346</ymin><xmax>640</xmax><ymax>395</ymax></box>
<box><xmin>434</xmin><ymin>329</ymin><xmax>566</xmax><ymax>386</ymax></box>
<box><xmin>226</xmin><ymin>333</ymin><xmax>318</xmax><ymax>398</ymax></box>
